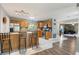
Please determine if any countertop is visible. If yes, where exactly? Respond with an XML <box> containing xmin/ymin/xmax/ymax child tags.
<box><xmin>10</xmin><ymin>31</ymin><xmax>33</xmax><ymax>34</ymax></box>
<box><xmin>10</xmin><ymin>32</ymin><xmax>19</xmax><ymax>34</ymax></box>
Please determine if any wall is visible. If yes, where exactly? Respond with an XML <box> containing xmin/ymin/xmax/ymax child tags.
<box><xmin>74</xmin><ymin>23</ymin><xmax>78</xmax><ymax>34</ymax></box>
<box><xmin>0</xmin><ymin>5</ymin><xmax>10</xmax><ymax>33</ymax></box>
<box><xmin>52</xmin><ymin>18</ymin><xmax>59</xmax><ymax>42</ymax></box>
<box><xmin>52</xmin><ymin>6</ymin><xmax>79</xmax><ymax>42</ymax></box>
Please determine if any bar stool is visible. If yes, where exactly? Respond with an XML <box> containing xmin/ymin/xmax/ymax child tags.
<box><xmin>31</xmin><ymin>31</ymin><xmax>39</xmax><ymax>49</ymax></box>
<box><xmin>26</xmin><ymin>32</ymin><xmax>32</xmax><ymax>48</ymax></box>
<box><xmin>0</xmin><ymin>33</ymin><xmax>2</xmax><ymax>54</ymax></box>
<box><xmin>0</xmin><ymin>33</ymin><xmax>12</xmax><ymax>54</ymax></box>
<box><xmin>19</xmin><ymin>31</ymin><xmax>27</xmax><ymax>54</ymax></box>
<box><xmin>34</xmin><ymin>31</ymin><xmax>39</xmax><ymax>48</ymax></box>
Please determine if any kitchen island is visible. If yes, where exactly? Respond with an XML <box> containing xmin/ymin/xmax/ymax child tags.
<box><xmin>0</xmin><ymin>32</ymin><xmax>39</xmax><ymax>52</ymax></box>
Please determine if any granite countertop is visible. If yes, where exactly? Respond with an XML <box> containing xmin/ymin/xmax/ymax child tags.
<box><xmin>10</xmin><ymin>31</ymin><xmax>33</xmax><ymax>34</ymax></box>
<box><xmin>10</xmin><ymin>32</ymin><xmax>19</xmax><ymax>34</ymax></box>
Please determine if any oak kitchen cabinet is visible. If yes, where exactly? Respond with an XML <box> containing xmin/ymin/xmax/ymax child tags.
<box><xmin>10</xmin><ymin>33</ymin><xmax>19</xmax><ymax>50</ymax></box>
<box><xmin>45</xmin><ymin>31</ymin><xmax>52</xmax><ymax>40</ymax></box>
<box><xmin>1</xmin><ymin>33</ymin><xmax>19</xmax><ymax>51</ymax></box>
<box><xmin>2</xmin><ymin>32</ymin><xmax>39</xmax><ymax>51</ymax></box>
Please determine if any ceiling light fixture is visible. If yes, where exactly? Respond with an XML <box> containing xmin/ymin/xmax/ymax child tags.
<box><xmin>15</xmin><ymin>10</ymin><xmax>30</xmax><ymax>16</ymax></box>
<box><xmin>15</xmin><ymin>10</ymin><xmax>36</xmax><ymax>21</ymax></box>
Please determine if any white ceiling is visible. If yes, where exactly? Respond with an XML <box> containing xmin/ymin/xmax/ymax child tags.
<box><xmin>1</xmin><ymin>3</ymin><xmax>77</xmax><ymax>21</ymax></box>
<box><xmin>60</xmin><ymin>19</ymin><xmax>79</xmax><ymax>24</ymax></box>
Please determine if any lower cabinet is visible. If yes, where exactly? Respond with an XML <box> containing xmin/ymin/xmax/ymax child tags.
<box><xmin>45</xmin><ymin>32</ymin><xmax>52</xmax><ymax>40</ymax></box>
<box><xmin>2</xmin><ymin>34</ymin><xmax>19</xmax><ymax>52</ymax></box>
<box><xmin>2</xmin><ymin>32</ymin><xmax>39</xmax><ymax>52</ymax></box>
<box><xmin>10</xmin><ymin>34</ymin><xmax>19</xmax><ymax>50</ymax></box>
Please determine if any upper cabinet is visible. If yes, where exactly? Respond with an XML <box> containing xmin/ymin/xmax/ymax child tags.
<box><xmin>10</xmin><ymin>17</ymin><xmax>29</xmax><ymax>32</ymax></box>
<box><xmin>37</xmin><ymin>21</ymin><xmax>44</xmax><ymax>28</ymax></box>
<box><xmin>10</xmin><ymin>17</ymin><xmax>29</xmax><ymax>28</ymax></box>
<box><xmin>20</xmin><ymin>21</ymin><xmax>29</xmax><ymax>27</ymax></box>
<box><xmin>47</xmin><ymin>19</ymin><xmax>52</xmax><ymax>27</ymax></box>
<box><xmin>37</xmin><ymin>19</ymin><xmax>52</xmax><ymax>28</ymax></box>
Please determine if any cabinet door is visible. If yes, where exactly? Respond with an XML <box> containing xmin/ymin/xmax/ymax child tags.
<box><xmin>37</xmin><ymin>30</ymin><xmax>42</xmax><ymax>37</ymax></box>
<box><xmin>2</xmin><ymin>34</ymin><xmax>19</xmax><ymax>51</ymax></box>
<box><xmin>46</xmin><ymin>32</ymin><xmax>52</xmax><ymax>40</ymax></box>
<box><xmin>38</xmin><ymin>22</ymin><xmax>44</xmax><ymax>27</ymax></box>
<box><xmin>48</xmin><ymin>20</ymin><xmax>52</xmax><ymax>27</ymax></box>
<box><xmin>10</xmin><ymin>34</ymin><xmax>19</xmax><ymax>50</ymax></box>
<box><xmin>3</xmin><ymin>41</ymin><xmax>9</xmax><ymax>51</ymax></box>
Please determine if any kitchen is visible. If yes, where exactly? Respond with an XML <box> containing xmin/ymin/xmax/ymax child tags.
<box><xmin>0</xmin><ymin>16</ymin><xmax>52</xmax><ymax>54</ymax></box>
<box><xmin>0</xmin><ymin>3</ymin><xmax>59</xmax><ymax>55</ymax></box>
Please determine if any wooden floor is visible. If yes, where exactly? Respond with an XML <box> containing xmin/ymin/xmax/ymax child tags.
<box><xmin>33</xmin><ymin>37</ymin><xmax>76</xmax><ymax>55</ymax></box>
